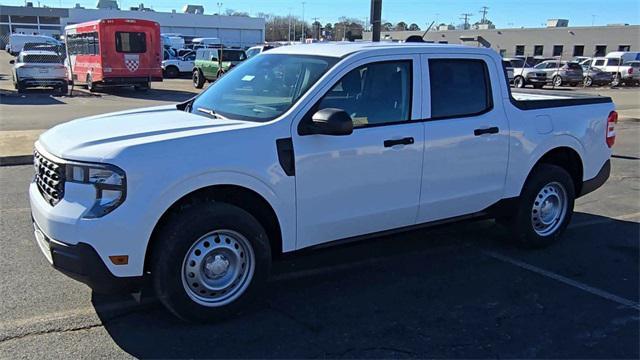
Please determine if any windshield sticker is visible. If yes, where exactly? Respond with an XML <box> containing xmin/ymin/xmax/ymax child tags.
<box><xmin>241</xmin><ymin>75</ymin><xmax>255</xmax><ymax>82</ymax></box>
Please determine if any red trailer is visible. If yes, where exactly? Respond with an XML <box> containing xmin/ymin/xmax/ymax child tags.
<box><xmin>64</xmin><ymin>18</ymin><xmax>162</xmax><ymax>91</ymax></box>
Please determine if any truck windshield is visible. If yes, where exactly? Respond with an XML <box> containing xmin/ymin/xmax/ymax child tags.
<box><xmin>190</xmin><ymin>54</ymin><xmax>338</xmax><ymax>122</ymax></box>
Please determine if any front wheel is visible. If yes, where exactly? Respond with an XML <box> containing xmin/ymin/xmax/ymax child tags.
<box><xmin>584</xmin><ymin>76</ymin><xmax>593</xmax><ymax>87</ymax></box>
<box><xmin>502</xmin><ymin>164</ymin><xmax>575</xmax><ymax>248</ymax></box>
<box><xmin>151</xmin><ymin>202</ymin><xmax>271</xmax><ymax>322</ymax></box>
<box><xmin>552</xmin><ymin>75</ymin><xmax>563</xmax><ymax>87</ymax></box>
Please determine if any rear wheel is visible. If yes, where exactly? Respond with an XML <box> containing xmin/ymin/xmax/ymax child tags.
<box><xmin>552</xmin><ymin>75</ymin><xmax>563</xmax><ymax>87</ymax></box>
<box><xmin>502</xmin><ymin>164</ymin><xmax>575</xmax><ymax>248</ymax></box>
<box><xmin>514</xmin><ymin>76</ymin><xmax>525</xmax><ymax>88</ymax></box>
<box><xmin>151</xmin><ymin>202</ymin><xmax>271</xmax><ymax>322</ymax></box>
<box><xmin>193</xmin><ymin>69</ymin><xmax>205</xmax><ymax>89</ymax></box>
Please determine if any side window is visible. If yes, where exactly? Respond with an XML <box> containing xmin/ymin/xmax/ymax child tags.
<box><xmin>316</xmin><ymin>61</ymin><xmax>411</xmax><ymax>127</ymax></box>
<box><xmin>595</xmin><ymin>59</ymin><xmax>605</xmax><ymax>66</ymax></box>
<box><xmin>429</xmin><ymin>59</ymin><xmax>492</xmax><ymax>119</ymax></box>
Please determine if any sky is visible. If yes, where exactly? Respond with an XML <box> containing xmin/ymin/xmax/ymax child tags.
<box><xmin>4</xmin><ymin>0</ymin><xmax>640</xmax><ymax>28</ymax></box>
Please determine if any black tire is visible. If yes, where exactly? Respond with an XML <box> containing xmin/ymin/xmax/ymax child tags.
<box><xmin>134</xmin><ymin>82</ymin><xmax>150</xmax><ymax>91</ymax></box>
<box><xmin>532</xmin><ymin>84</ymin><xmax>544</xmax><ymax>89</ymax></box>
<box><xmin>151</xmin><ymin>201</ymin><xmax>271</xmax><ymax>322</ymax></box>
<box><xmin>552</xmin><ymin>75</ymin><xmax>563</xmax><ymax>87</ymax></box>
<box><xmin>193</xmin><ymin>69</ymin><xmax>205</xmax><ymax>89</ymax></box>
<box><xmin>514</xmin><ymin>76</ymin><xmax>525</xmax><ymax>88</ymax></box>
<box><xmin>59</xmin><ymin>83</ymin><xmax>69</xmax><ymax>95</ymax></box>
<box><xmin>503</xmin><ymin>164</ymin><xmax>575</xmax><ymax>248</ymax></box>
<box><xmin>165</xmin><ymin>66</ymin><xmax>179</xmax><ymax>78</ymax></box>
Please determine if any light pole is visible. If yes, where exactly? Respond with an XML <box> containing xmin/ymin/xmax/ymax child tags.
<box><xmin>288</xmin><ymin>9</ymin><xmax>292</xmax><ymax>42</ymax></box>
<box><xmin>217</xmin><ymin>2</ymin><xmax>223</xmax><ymax>15</ymax></box>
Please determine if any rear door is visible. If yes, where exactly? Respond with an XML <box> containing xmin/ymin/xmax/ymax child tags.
<box><xmin>417</xmin><ymin>55</ymin><xmax>509</xmax><ymax>222</ymax></box>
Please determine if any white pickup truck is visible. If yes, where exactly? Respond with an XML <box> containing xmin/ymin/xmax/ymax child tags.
<box><xmin>30</xmin><ymin>43</ymin><xmax>616</xmax><ymax>322</ymax></box>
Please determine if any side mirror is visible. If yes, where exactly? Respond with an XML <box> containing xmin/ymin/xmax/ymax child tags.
<box><xmin>301</xmin><ymin>108</ymin><xmax>353</xmax><ymax>136</ymax></box>
<box><xmin>9</xmin><ymin>60</ymin><xmax>14</xmax><ymax>64</ymax></box>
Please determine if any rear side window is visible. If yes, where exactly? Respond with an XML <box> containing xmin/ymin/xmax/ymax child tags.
<box><xmin>566</xmin><ymin>62</ymin><xmax>582</xmax><ymax>70</ymax></box>
<box><xmin>115</xmin><ymin>32</ymin><xmax>146</xmax><ymax>53</ymax></box>
<box><xmin>429</xmin><ymin>59</ymin><xmax>492</xmax><ymax>119</ymax></box>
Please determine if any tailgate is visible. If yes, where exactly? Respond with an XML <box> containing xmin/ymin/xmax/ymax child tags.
<box><xmin>19</xmin><ymin>65</ymin><xmax>66</xmax><ymax>79</ymax></box>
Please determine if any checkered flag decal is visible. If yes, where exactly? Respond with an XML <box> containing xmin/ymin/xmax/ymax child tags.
<box><xmin>124</xmin><ymin>54</ymin><xmax>140</xmax><ymax>72</ymax></box>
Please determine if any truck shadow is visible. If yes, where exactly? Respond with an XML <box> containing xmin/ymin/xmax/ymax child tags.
<box><xmin>0</xmin><ymin>89</ymin><xmax>66</xmax><ymax>105</ymax></box>
<box><xmin>93</xmin><ymin>212</ymin><xmax>639</xmax><ymax>358</ymax></box>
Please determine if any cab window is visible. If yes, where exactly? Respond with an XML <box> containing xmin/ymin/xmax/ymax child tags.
<box><xmin>316</xmin><ymin>61</ymin><xmax>412</xmax><ymax>127</ymax></box>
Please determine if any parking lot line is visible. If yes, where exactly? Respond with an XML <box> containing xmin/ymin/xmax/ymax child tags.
<box><xmin>483</xmin><ymin>250</ymin><xmax>640</xmax><ymax>311</ymax></box>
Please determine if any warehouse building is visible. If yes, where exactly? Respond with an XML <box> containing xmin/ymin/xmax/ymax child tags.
<box><xmin>363</xmin><ymin>23</ymin><xmax>640</xmax><ymax>59</ymax></box>
<box><xmin>0</xmin><ymin>4</ymin><xmax>265</xmax><ymax>48</ymax></box>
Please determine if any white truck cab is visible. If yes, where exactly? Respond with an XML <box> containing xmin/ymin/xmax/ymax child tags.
<box><xmin>30</xmin><ymin>43</ymin><xmax>616</xmax><ymax>321</ymax></box>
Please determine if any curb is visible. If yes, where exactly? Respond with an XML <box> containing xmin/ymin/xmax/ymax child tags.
<box><xmin>0</xmin><ymin>155</ymin><xmax>33</xmax><ymax>167</ymax></box>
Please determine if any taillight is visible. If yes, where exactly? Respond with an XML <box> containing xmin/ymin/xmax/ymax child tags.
<box><xmin>606</xmin><ymin>111</ymin><xmax>617</xmax><ymax>148</ymax></box>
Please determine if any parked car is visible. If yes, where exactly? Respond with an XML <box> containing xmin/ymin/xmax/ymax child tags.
<box><xmin>502</xmin><ymin>59</ymin><xmax>514</xmax><ymax>83</ymax></box>
<box><xmin>621</xmin><ymin>61</ymin><xmax>640</xmax><ymax>86</ymax></box>
<box><xmin>582</xmin><ymin>66</ymin><xmax>613</xmax><ymax>87</ymax></box>
<box><xmin>162</xmin><ymin>51</ymin><xmax>196</xmax><ymax>78</ymax></box>
<box><xmin>7</xmin><ymin>34</ymin><xmax>60</xmax><ymax>56</ymax></box>
<box><xmin>10</xmin><ymin>50</ymin><xmax>68</xmax><ymax>93</ymax></box>
<box><xmin>534</xmin><ymin>60</ymin><xmax>583</xmax><ymax>87</ymax></box>
<box><xmin>29</xmin><ymin>43</ymin><xmax>616</xmax><ymax>322</ymax></box>
<box><xmin>245</xmin><ymin>44</ymin><xmax>276</xmax><ymax>58</ymax></box>
<box><xmin>605</xmin><ymin>51</ymin><xmax>640</xmax><ymax>64</ymax></box>
<box><xmin>192</xmin><ymin>48</ymin><xmax>247</xmax><ymax>88</ymax></box>
<box><xmin>504</xmin><ymin>57</ymin><xmax>547</xmax><ymax>89</ymax></box>
<box><xmin>584</xmin><ymin>57</ymin><xmax>637</xmax><ymax>86</ymax></box>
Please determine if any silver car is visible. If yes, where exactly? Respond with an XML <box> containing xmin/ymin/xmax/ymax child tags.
<box><xmin>534</xmin><ymin>60</ymin><xmax>584</xmax><ymax>87</ymax></box>
<box><xmin>10</xmin><ymin>50</ymin><xmax>68</xmax><ymax>93</ymax></box>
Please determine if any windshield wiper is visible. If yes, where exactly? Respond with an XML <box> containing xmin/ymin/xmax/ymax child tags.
<box><xmin>196</xmin><ymin>107</ymin><xmax>220</xmax><ymax>119</ymax></box>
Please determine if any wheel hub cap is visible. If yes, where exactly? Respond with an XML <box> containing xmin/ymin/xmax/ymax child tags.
<box><xmin>531</xmin><ymin>182</ymin><xmax>568</xmax><ymax>236</ymax></box>
<box><xmin>181</xmin><ymin>230</ymin><xmax>255</xmax><ymax>307</ymax></box>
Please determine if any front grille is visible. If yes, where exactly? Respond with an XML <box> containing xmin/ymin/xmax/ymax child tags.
<box><xmin>34</xmin><ymin>150</ymin><xmax>65</xmax><ymax>206</ymax></box>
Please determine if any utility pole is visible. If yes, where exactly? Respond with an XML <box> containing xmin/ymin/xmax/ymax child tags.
<box><xmin>370</xmin><ymin>0</ymin><xmax>382</xmax><ymax>42</ymax></box>
<box><xmin>312</xmin><ymin>17</ymin><xmax>320</xmax><ymax>40</ymax></box>
<box><xmin>301</xmin><ymin>1</ymin><xmax>306</xmax><ymax>42</ymax></box>
<box><xmin>460</xmin><ymin>13</ymin><xmax>473</xmax><ymax>30</ymax></box>
<box><xmin>479</xmin><ymin>6</ymin><xmax>489</xmax><ymax>24</ymax></box>
<box><xmin>288</xmin><ymin>10</ymin><xmax>292</xmax><ymax>42</ymax></box>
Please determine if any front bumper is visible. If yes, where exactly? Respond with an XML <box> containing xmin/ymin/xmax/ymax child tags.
<box><xmin>33</xmin><ymin>220</ymin><xmax>143</xmax><ymax>294</ymax></box>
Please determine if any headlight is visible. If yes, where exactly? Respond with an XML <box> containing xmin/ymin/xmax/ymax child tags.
<box><xmin>65</xmin><ymin>162</ymin><xmax>126</xmax><ymax>218</ymax></box>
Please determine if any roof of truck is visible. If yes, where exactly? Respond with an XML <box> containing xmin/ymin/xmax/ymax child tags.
<box><xmin>267</xmin><ymin>42</ymin><xmax>478</xmax><ymax>58</ymax></box>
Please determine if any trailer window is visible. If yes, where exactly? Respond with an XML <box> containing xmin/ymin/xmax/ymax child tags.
<box><xmin>115</xmin><ymin>32</ymin><xmax>146</xmax><ymax>53</ymax></box>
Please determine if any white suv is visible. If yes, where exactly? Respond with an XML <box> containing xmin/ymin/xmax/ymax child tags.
<box><xmin>11</xmin><ymin>50</ymin><xmax>68</xmax><ymax>93</ymax></box>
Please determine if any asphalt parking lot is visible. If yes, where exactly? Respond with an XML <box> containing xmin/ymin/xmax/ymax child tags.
<box><xmin>0</xmin><ymin>51</ymin><xmax>639</xmax><ymax>358</ymax></box>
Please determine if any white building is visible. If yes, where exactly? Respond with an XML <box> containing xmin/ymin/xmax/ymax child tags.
<box><xmin>0</xmin><ymin>4</ymin><xmax>265</xmax><ymax>48</ymax></box>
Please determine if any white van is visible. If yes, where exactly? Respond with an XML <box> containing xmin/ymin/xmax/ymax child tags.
<box><xmin>191</xmin><ymin>37</ymin><xmax>222</xmax><ymax>49</ymax></box>
<box><xmin>8</xmin><ymin>34</ymin><xmax>60</xmax><ymax>56</ymax></box>
<box><xmin>605</xmin><ymin>51</ymin><xmax>640</xmax><ymax>63</ymax></box>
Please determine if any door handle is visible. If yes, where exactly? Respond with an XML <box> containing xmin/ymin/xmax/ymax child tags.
<box><xmin>474</xmin><ymin>127</ymin><xmax>499</xmax><ymax>136</ymax></box>
<box><xmin>384</xmin><ymin>137</ymin><xmax>414</xmax><ymax>147</ymax></box>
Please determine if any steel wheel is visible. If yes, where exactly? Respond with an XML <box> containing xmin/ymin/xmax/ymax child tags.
<box><xmin>181</xmin><ymin>229</ymin><xmax>255</xmax><ymax>307</ymax></box>
<box><xmin>531</xmin><ymin>182</ymin><xmax>568</xmax><ymax>236</ymax></box>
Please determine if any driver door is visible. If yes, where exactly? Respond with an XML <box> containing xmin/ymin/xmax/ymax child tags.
<box><xmin>292</xmin><ymin>55</ymin><xmax>425</xmax><ymax>249</ymax></box>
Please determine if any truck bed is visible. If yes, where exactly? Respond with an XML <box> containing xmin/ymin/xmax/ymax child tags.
<box><xmin>511</xmin><ymin>89</ymin><xmax>613</xmax><ymax>110</ymax></box>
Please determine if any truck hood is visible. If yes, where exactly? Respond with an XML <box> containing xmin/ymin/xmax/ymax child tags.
<box><xmin>37</xmin><ymin>105</ymin><xmax>257</xmax><ymax>161</ymax></box>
